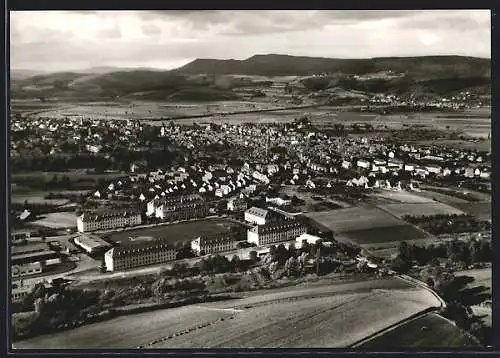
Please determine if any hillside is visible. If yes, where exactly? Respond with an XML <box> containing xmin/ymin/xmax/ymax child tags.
<box><xmin>10</xmin><ymin>54</ymin><xmax>490</xmax><ymax>102</ymax></box>
<box><xmin>175</xmin><ymin>54</ymin><xmax>490</xmax><ymax>79</ymax></box>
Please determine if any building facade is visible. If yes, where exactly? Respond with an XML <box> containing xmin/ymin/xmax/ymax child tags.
<box><xmin>244</xmin><ymin>207</ymin><xmax>269</xmax><ymax>225</ymax></box>
<box><xmin>11</xmin><ymin>243</ymin><xmax>61</xmax><ymax>278</ymax></box>
<box><xmin>191</xmin><ymin>234</ymin><xmax>237</xmax><ymax>256</ymax></box>
<box><xmin>247</xmin><ymin>221</ymin><xmax>306</xmax><ymax>246</ymax></box>
<box><xmin>147</xmin><ymin>194</ymin><xmax>208</xmax><ymax>221</ymax></box>
<box><xmin>104</xmin><ymin>240</ymin><xmax>176</xmax><ymax>271</ymax></box>
<box><xmin>12</xmin><ymin>262</ymin><xmax>42</xmax><ymax>278</ymax></box>
<box><xmin>77</xmin><ymin>210</ymin><xmax>142</xmax><ymax>233</ymax></box>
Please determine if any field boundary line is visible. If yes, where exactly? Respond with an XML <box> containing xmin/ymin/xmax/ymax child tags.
<box><xmin>349</xmin><ymin>308</ymin><xmax>438</xmax><ymax>348</ymax></box>
<box><xmin>397</xmin><ymin>274</ymin><xmax>446</xmax><ymax>309</ymax></box>
<box><xmin>375</xmin><ymin>205</ymin><xmax>440</xmax><ymax>243</ymax></box>
<box><xmin>350</xmin><ymin>275</ymin><xmax>447</xmax><ymax>348</ymax></box>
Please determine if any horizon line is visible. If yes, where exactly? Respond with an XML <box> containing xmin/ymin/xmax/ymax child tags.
<box><xmin>11</xmin><ymin>53</ymin><xmax>491</xmax><ymax>73</ymax></box>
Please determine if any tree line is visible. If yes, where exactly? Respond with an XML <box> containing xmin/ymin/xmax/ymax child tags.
<box><xmin>403</xmin><ymin>214</ymin><xmax>491</xmax><ymax>235</ymax></box>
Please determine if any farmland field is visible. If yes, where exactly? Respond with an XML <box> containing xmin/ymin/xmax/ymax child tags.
<box><xmin>369</xmin><ymin>190</ymin><xmax>436</xmax><ymax>204</ymax></box>
<box><xmin>420</xmin><ymin>185</ymin><xmax>491</xmax><ymax>203</ymax></box>
<box><xmin>414</xmin><ymin>139</ymin><xmax>491</xmax><ymax>152</ymax></box>
<box><xmin>108</xmin><ymin>218</ymin><xmax>242</xmax><ymax>245</ymax></box>
<box><xmin>339</xmin><ymin>225</ymin><xmax>430</xmax><ymax>246</ymax></box>
<box><xmin>11</xmin><ymin>187</ymin><xmax>91</xmax><ymax>206</ymax></box>
<box><xmin>378</xmin><ymin>202</ymin><xmax>465</xmax><ymax>219</ymax></box>
<box><xmin>17</xmin><ymin>100</ymin><xmax>285</xmax><ymax>121</ymax></box>
<box><xmin>304</xmin><ymin>207</ymin><xmax>404</xmax><ymax>233</ymax></box>
<box><xmin>414</xmin><ymin>189</ymin><xmax>470</xmax><ymax>206</ymax></box>
<box><xmin>11</xmin><ymin>171</ymin><xmax>127</xmax><ymax>183</ymax></box>
<box><xmin>31</xmin><ymin>212</ymin><xmax>78</xmax><ymax>228</ymax></box>
<box><xmin>449</xmin><ymin>202</ymin><xmax>491</xmax><ymax>221</ymax></box>
<box><xmin>15</xmin><ymin>100</ymin><xmax>491</xmax><ymax>139</ymax></box>
<box><xmin>13</xmin><ymin>277</ymin><xmax>442</xmax><ymax>349</ymax></box>
<box><xmin>10</xmin><ymin>192</ymin><xmax>69</xmax><ymax>206</ymax></box>
<box><xmin>357</xmin><ymin>312</ymin><xmax>478</xmax><ymax>349</ymax></box>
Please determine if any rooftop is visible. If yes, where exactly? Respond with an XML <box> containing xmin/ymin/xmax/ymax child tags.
<box><xmin>110</xmin><ymin>238</ymin><xmax>176</xmax><ymax>257</ymax></box>
<box><xmin>80</xmin><ymin>209</ymin><xmax>140</xmax><ymax>222</ymax></box>
<box><xmin>11</xmin><ymin>243</ymin><xmax>49</xmax><ymax>256</ymax></box>
<box><xmin>246</xmin><ymin>206</ymin><xmax>269</xmax><ymax>218</ymax></box>
<box><xmin>253</xmin><ymin>220</ymin><xmax>304</xmax><ymax>234</ymax></box>
<box><xmin>74</xmin><ymin>234</ymin><xmax>111</xmax><ymax>250</ymax></box>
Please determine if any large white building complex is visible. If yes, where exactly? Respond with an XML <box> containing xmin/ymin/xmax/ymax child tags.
<box><xmin>77</xmin><ymin>210</ymin><xmax>142</xmax><ymax>233</ymax></box>
<box><xmin>146</xmin><ymin>194</ymin><xmax>208</xmax><ymax>221</ymax></box>
<box><xmin>104</xmin><ymin>238</ymin><xmax>176</xmax><ymax>271</ymax></box>
<box><xmin>191</xmin><ymin>234</ymin><xmax>237</xmax><ymax>256</ymax></box>
<box><xmin>247</xmin><ymin>221</ymin><xmax>307</xmax><ymax>246</ymax></box>
<box><xmin>244</xmin><ymin>207</ymin><xmax>270</xmax><ymax>226</ymax></box>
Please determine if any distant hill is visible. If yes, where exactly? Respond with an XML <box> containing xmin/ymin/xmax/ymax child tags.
<box><xmin>11</xmin><ymin>69</ymin><xmax>48</xmax><ymax>80</ymax></box>
<box><xmin>175</xmin><ymin>54</ymin><xmax>491</xmax><ymax>79</ymax></box>
<box><xmin>10</xmin><ymin>54</ymin><xmax>490</xmax><ymax>102</ymax></box>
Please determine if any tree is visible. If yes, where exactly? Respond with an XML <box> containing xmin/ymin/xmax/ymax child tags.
<box><xmin>276</xmin><ymin>244</ymin><xmax>289</xmax><ymax>265</ymax></box>
<box><xmin>477</xmin><ymin>240</ymin><xmax>491</xmax><ymax>262</ymax></box>
<box><xmin>447</xmin><ymin>240</ymin><xmax>462</xmax><ymax>263</ymax></box>
<box><xmin>211</xmin><ymin>255</ymin><xmax>230</xmax><ymax>274</ymax></box>
<box><xmin>398</xmin><ymin>241</ymin><xmax>412</xmax><ymax>261</ymax></box>
<box><xmin>199</xmin><ymin>258</ymin><xmax>211</xmax><ymax>273</ymax></box>
<box><xmin>288</xmin><ymin>243</ymin><xmax>297</xmax><ymax>258</ymax></box>
<box><xmin>301</xmin><ymin>240</ymin><xmax>311</xmax><ymax>254</ymax></box>
<box><xmin>391</xmin><ymin>256</ymin><xmax>410</xmax><ymax>273</ymax></box>
<box><xmin>285</xmin><ymin>256</ymin><xmax>299</xmax><ymax>277</ymax></box>
<box><xmin>231</xmin><ymin>255</ymin><xmax>241</xmax><ymax>272</ymax></box>
<box><xmin>268</xmin><ymin>245</ymin><xmax>277</xmax><ymax>262</ymax></box>
<box><xmin>249</xmin><ymin>250</ymin><xmax>258</xmax><ymax>263</ymax></box>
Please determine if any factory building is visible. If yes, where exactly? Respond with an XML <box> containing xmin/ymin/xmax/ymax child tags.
<box><xmin>11</xmin><ymin>243</ymin><xmax>61</xmax><ymax>278</ymax></box>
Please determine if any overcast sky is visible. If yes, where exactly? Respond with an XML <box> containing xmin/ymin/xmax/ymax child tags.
<box><xmin>10</xmin><ymin>10</ymin><xmax>491</xmax><ymax>72</ymax></box>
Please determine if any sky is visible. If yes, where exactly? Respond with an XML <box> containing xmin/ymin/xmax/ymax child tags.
<box><xmin>10</xmin><ymin>10</ymin><xmax>491</xmax><ymax>72</ymax></box>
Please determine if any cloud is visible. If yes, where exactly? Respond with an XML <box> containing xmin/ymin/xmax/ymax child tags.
<box><xmin>99</xmin><ymin>23</ymin><xmax>122</xmax><ymax>39</ymax></box>
<box><xmin>9</xmin><ymin>10</ymin><xmax>491</xmax><ymax>71</ymax></box>
<box><xmin>141</xmin><ymin>23</ymin><xmax>161</xmax><ymax>35</ymax></box>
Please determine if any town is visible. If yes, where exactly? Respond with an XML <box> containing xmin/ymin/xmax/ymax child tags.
<box><xmin>9</xmin><ymin>9</ymin><xmax>492</xmax><ymax>351</ymax></box>
<box><xmin>11</xmin><ymin>112</ymin><xmax>491</xmax><ymax>306</ymax></box>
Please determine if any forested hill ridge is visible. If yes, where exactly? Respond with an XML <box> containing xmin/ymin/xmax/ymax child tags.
<box><xmin>175</xmin><ymin>54</ymin><xmax>491</xmax><ymax>79</ymax></box>
<box><xmin>11</xmin><ymin>55</ymin><xmax>491</xmax><ymax>102</ymax></box>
